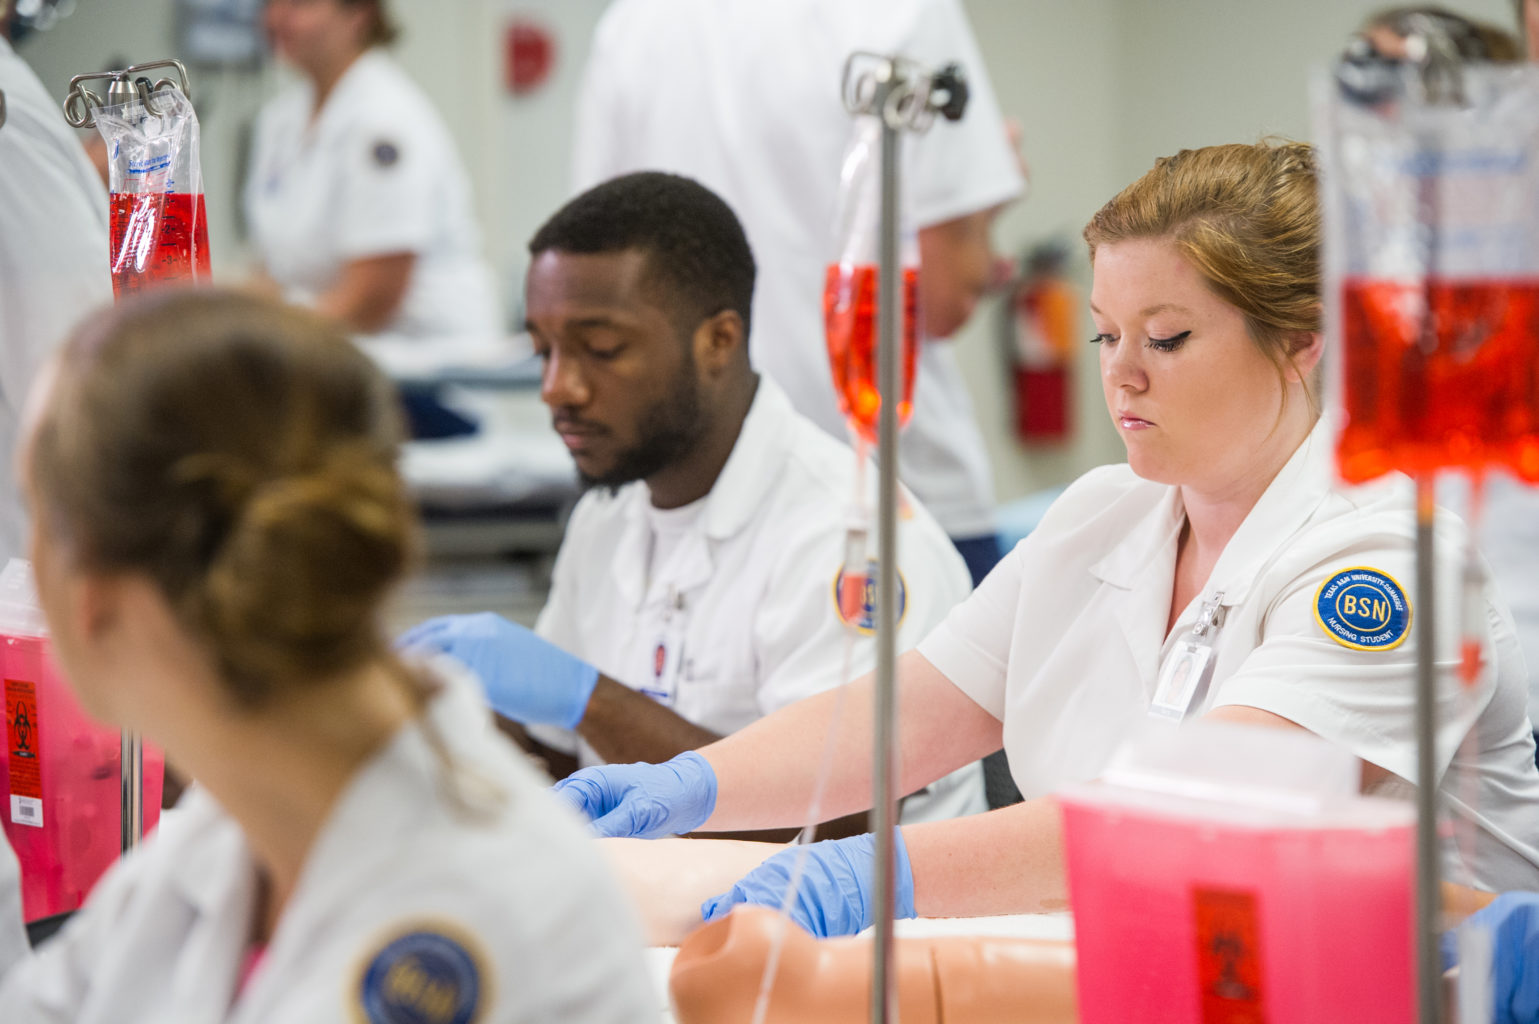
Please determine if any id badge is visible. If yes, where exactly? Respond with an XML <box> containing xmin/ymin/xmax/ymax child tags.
<box><xmin>639</xmin><ymin>597</ymin><xmax>688</xmax><ymax>707</ymax></box>
<box><xmin>1149</xmin><ymin>641</ymin><xmax>1215</xmax><ymax>721</ymax></box>
<box><xmin>1148</xmin><ymin>590</ymin><xmax>1226</xmax><ymax>722</ymax></box>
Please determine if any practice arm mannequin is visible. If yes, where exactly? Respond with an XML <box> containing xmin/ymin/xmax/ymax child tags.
<box><xmin>669</xmin><ymin>905</ymin><xmax>1077</xmax><ymax>1024</ymax></box>
<box><xmin>600</xmin><ymin>837</ymin><xmax>787</xmax><ymax>946</ymax></box>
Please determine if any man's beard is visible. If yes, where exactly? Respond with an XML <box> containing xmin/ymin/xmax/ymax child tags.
<box><xmin>578</xmin><ymin>364</ymin><xmax>707</xmax><ymax>496</ymax></box>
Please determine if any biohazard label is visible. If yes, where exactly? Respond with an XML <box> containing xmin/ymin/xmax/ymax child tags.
<box><xmin>5</xmin><ymin>678</ymin><xmax>42</xmax><ymax>828</ymax></box>
<box><xmin>1193</xmin><ymin>886</ymin><xmax>1266</xmax><ymax>1024</ymax></box>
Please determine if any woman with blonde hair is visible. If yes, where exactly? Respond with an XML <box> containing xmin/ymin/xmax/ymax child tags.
<box><xmin>247</xmin><ymin>0</ymin><xmax>499</xmax><ymax>357</ymax></box>
<box><xmin>556</xmin><ymin>140</ymin><xmax>1539</xmax><ymax>934</ymax></box>
<box><xmin>0</xmin><ymin>290</ymin><xmax>652</xmax><ymax>1021</ymax></box>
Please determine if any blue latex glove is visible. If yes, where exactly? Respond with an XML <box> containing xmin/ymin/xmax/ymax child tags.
<box><xmin>700</xmin><ymin>829</ymin><xmax>916</xmax><ymax>938</ymax></box>
<box><xmin>552</xmin><ymin>751</ymin><xmax>718</xmax><ymax>839</ymax></box>
<box><xmin>398</xmin><ymin>612</ymin><xmax>599</xmax><ymax>729</ymax></box>
<box><xmin>1444</xmin><ymin>892</ymin><xmax>1539</xmax><ymax>1024</ymax></box>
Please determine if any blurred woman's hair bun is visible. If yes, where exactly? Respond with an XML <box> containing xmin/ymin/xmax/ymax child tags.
<box><xmin>29</xmin><ymin>289</ymin><xmax>418</xmax><ymax>707</ymax></box>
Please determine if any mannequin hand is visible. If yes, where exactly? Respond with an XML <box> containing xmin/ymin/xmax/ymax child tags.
<box><xmin>552</xmin><ymin>752</ymin><xmax>718</xmax><ymax>838</ymax></box>
<box><xmin>1445</xmin><ymin>892</ymin><xmax>1539</xmax><ymax>1024</ymax></box>
<box><xmin>398</xmin><ymin>613</ymin><xmax>598</xmax><ymax>728</ymax></box>
<box><xmin>700</xmin><ymin>829</ymin><xmax>916</xmax><ymax>938</ymax></box>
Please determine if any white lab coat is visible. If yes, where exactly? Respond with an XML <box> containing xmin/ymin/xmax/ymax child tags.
<box><xmin>530</xmin><ymin>377</ymin><xmax>986</xmax><ymax>823</ymax></box>
<box><xmin>0</xmin><ymin>38</ymin><xmax>111</xmax><ymax>564</ymax></box>
<box><xmin>919</xmin><ymin>418</ymin><xmax>1539</xmax><ymax>891</ymax></box>
<box><xmin>572</xmin><ymin>0</ymin><xmax>1025</xmax><ymax>538</ymax></box>
<box><xmin>0</xmin><ymin>663</ymin><xmax>655</xmax><ymax>1023</ymax></box>
<box><xmin>245</xmin><ymin>50</ymin><xmax>500</xmax><ymax>345</ymax></box>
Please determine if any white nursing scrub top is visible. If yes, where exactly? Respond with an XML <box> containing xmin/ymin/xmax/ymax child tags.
<box><xmin>918</xmin><ymin>418</ymin><xmax>1539</xmax><ymax>891</ymax></box>
<box><xmin>244</xmin><ymin>50</ymin><xmax>500</xmax><ymax>344</ymax></box>
<box><xmin>0</xmin><ymin>38</ymin><xmax>112</xmax><ymax>564</ymax></box>
<box><xmin>572</xmin><ymin>0</ymin><xmax>1025</xmax><ymax>537</ymax></box>
<box><xmin>529</xmin><ymin>376</ymin><xmax>986</xmax><ymax>823</ymax></box>
<box><xmin>0</xmin><ymin>662</ymin><xmax>655</xmax><ymax>1023</ymax></box>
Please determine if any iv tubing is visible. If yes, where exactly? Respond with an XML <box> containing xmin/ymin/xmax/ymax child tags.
<box><xmin>749</xmin><ymin>445</ymin><xmax>867</xmax><ymax>1024</ymax></box>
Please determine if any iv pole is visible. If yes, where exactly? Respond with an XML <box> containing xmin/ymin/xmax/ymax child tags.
<box><xmin>840</xmin><ymin>52</ymin><xmax>969</xmax><ymax>1024</ymax></box>
<box><xmin>1404</xmin><ymin>23</ymin><xmax>1462</xmax><ymax>1024</ymax></box>
<box><xmin>61</xmin><ymin>58</ymin><xmax>194</xmax><ymax>856</ymax></box>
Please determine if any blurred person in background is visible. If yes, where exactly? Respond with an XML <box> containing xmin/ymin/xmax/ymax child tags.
<box><xmin>0</xmin><ymin>0</ymin><xmax>111</xmax><ymax>564</ymax></box>
<box><xmin>245</xmin><ymin>0</ymin><xmax>499</xmax><ymax>351</ymax></box>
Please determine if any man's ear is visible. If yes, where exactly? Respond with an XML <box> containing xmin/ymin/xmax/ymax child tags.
<box><xmin>693</xmin><ymin>309</ymin><xmax>747</xmax><ymax>376</ymax></box>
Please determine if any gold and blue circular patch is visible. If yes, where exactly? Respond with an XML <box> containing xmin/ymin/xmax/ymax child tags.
<box><xmin>831</xmin><ymin>560</ymin><xmax>908</xmax><ymax>635</ymax></box>
<box><xmin>1313</xmin><ymin>566</ymin><xmax>1411</xmax><ymax>651</ymax></box>
<box><xmin>359</xmin><ymin>928</ymin><xmax>483</xmax><ymax>1024</ymax></box>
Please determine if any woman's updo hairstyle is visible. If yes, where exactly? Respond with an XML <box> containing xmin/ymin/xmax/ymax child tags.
<box><xmin>28</xmin><ymin>290</ymin><xmax>417</xmax><ymax>708</ymax></box>
<box><xmin>1083</xmin><ymin>140</ymin><xmax>1322</xmax><ymax>406</ymax></box>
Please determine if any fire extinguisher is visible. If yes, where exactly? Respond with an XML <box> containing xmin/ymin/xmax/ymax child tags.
<box><xmin>1007</xmin><ymin>241</ymin><xmax>1078</xmax><ymax>443</ymax></box>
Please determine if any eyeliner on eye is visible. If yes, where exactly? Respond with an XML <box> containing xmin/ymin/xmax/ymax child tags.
<box><xmin>1146</xmin><ymin>330</ymin><xmax>1191</xmax><ymax>351</ymax></box>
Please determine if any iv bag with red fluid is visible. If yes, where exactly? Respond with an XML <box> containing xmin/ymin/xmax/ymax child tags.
<box><xmin>824</xmin><ymin>115</ymin><xmax>921</xmax><ymax>448</ymax></box>
<box><xmin>94</xmin><ymin>86</ymin><xmax>210</xmax><ymax>296</ymax></box>
<box><xmin>1316</xmin><ymin>64</ymin><xmax>1539</xmax><ymax>485</ymax></box>
<box><xmin>824</xmin><ymin>264</ymin><xmax>919</xmax><ymax>447</ymax></box>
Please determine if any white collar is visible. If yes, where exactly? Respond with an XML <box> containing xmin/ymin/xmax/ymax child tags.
<box><xmin>1090</xmin><ymin>416</ymin><xmax>1335</xmax><ymax>607</ymax></box>
<box><xmin>620</xmin><ymin>374</ymin><xmax>799</xmax><ymax>543</ymax></box>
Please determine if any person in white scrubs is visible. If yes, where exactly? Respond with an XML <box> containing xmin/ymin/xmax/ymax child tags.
<box><xmin>0</xmin><ymin>290</ymin><xmax>653</xmax><ymax>1022</ymax></box>
<box><xmin>571</xmin><ymin>0</ymin><xmax>1025</xmax><ymax>586</ymax></box>
<box><xmin>0</xmin><ymin>7</ymin><xmax>111</xmax><ymax>565</ymax></box>
<box><xmin>404</xmin><ymin>172</ymin><xmax>985</xmax><ymax>834</ymax></box>
<box><xmin>245</xmin><ymin>0</ymin><xmax>498</xmax><ymax>346</ymax></box>
<box><xmin>552</xmin><ymin>140</ymin><xmax>1539</xmax><ymax>937</ymax></box>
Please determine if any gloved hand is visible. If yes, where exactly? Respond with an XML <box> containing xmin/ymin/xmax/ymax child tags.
<box><xmin>1444</xmin><ymin>892</ymin><xmax>1539</xmax><ymax>1024</ymax></box>
<box><xmin>398</xmin><ymin>612</ymin><xmax>598</xmax><ymax>729</ymax></box>
<box><xmin>552</xmin><ymin>751</ymin><xmax>718</xmax><ymax>839</ymax></box>
<box><xmin>700</xmin><ymin>829</ymin><xmax>916</xmax><ymax>938</ymax></box>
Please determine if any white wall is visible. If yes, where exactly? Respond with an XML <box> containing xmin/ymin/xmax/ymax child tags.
<box><xmin>11</xmin><ymin>0</ymin><xmax>1529</xmax><ymax>503</ymax></box>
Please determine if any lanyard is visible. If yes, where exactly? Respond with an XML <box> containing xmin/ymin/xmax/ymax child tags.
<box><xmin>1148</xmin><ymin>590</ymin><xmax>1227</xmax><ymax>722</ymax></box>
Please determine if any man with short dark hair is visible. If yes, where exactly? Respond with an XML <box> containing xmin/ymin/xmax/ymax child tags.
<box><xmin>405</xmin><ymin>173</ymin><xmax>983</xmax><ymax>835</ymax></box>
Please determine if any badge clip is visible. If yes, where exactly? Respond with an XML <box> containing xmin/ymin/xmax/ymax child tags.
<box><xmin>1149</xmin><ymin>590</ymin><xmax>1227</xmax><ymax>722</ymax></box>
